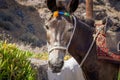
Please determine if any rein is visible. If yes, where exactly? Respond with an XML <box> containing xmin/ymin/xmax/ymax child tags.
<box><xmin>80</xmin><ymin>26</ymin><xmax>103</xmax><ymax>67</ymax></box>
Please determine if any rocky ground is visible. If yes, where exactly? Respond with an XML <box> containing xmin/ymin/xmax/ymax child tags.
<box><xmin>0</xmin><ymin>0</ymin><xmax>120</xmax><ymax>52</ymax></box>
<box><xmin>0</xmin><ymin>0</ymin><xmax>46</xmax><ymax>48</ymax></box>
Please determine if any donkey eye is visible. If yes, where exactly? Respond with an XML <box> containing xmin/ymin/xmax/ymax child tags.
<box><xmin>44</xmin><ymin>25</ymin><xmax>49</xmax><ymax>30</ymax></box>
<box><xmin>68</xmin><ymin>28</ymin><xmax>73</xmax><ymax>32</ymax></box>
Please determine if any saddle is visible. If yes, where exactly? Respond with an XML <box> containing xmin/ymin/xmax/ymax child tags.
<box><xmin>95</xmin><ymin>18</ymin><xmax>120</xmax><ymax>63</ymax></box>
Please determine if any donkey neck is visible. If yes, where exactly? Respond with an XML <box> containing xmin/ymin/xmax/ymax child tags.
<box><xmin>68</xmin><ymin>17</ymin><xmax>94</xmax><ymax>64</ymax></box>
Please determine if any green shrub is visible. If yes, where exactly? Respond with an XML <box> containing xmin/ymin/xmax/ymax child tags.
<box><xmin>0</xmin><ymin>41</ymin><xmax>36</xmax><ymax>80</ymax></box>
<box><xmin>118</xmin><ymin>70</ymin><xmax>120</xmax><ymax>80</ymax></box>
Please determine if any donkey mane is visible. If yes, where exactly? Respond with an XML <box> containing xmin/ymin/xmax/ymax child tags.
<box><xmin>76</xmin><ymin>17</ymin><xmax>95</xmax><ymax>32</ymax></box>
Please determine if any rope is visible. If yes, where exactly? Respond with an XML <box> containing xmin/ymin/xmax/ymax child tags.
<box><xmin>66</xmin><ymin>15</ymin><xmax>77</xmax><ymax>49</ymax></box>
<box><xmin>79</xmin><ymin>17</ymin><xmax>109</xmax><ymax>66</ymax></box>
<box><xmin>80</xmin><ymin>26</ymin><xmax>103</xmax><ymax>67</ymax></box>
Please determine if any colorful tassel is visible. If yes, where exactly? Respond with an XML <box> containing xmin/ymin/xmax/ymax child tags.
<box><xmin>64</xmin><ymin>12</ymin><xmax>70</xmax><ymax>16</ymax></box>
<box><xmin>53</xmin><ymin>11</ymin><xmax>59</xmax><ymax>17</ymax></box>
<box><xmin>53</xmin><ymin>11</ymin><xmax>70</xmax><ymax>17</ymax></box>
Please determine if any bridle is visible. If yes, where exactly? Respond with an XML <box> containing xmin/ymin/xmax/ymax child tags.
<box><xmin>47</xmin><ymin>14</ymin><xmax>77</xmax><ymax>53</ymax></box>
<box><xmin>47</xmin><ymin>12</ymin><xmax>103</xmax><ymax>66</ymax></box>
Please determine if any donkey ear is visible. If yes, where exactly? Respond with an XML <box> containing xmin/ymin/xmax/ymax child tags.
<box><xmin>67</xmin><ymin>0</ymin><xmax>79</xmax><ymax>13</ymax></box>
<box><xmin>46</xmin><ymin>0</ymin><xmax>57</xmax><ymax>12</ymax></box>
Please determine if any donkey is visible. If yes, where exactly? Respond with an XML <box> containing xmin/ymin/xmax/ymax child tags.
<box><xmin>45</xmin><ymin>0</ymin><xmax>119</xmax><ymax>80</ymax></box>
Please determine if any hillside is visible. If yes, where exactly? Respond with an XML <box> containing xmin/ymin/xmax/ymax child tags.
<box><xmin>0</xmin><ymin>0</ymin><xmax>120</xmax><ymax>50</ymax></box>
<box><xmin>0</xmin><ymin>0</ymin><xmax>46</xmax><ymax>48</ymax></box>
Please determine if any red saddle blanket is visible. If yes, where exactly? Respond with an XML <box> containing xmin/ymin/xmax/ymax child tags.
<box><xmin>96</xmin><ymin>22</ymin><xmax>120</xmax><ymax>63</ymax></box>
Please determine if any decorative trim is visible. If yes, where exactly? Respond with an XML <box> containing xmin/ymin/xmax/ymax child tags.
<box><xmin>53</xmin><ymin>11</ymin><xmax>70</xmax><ymax>17</ymax></box>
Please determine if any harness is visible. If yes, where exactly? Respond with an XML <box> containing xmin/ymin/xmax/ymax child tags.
<box><xmin>47</xmin><ymin>11</ymin><xmax>103</xmax><ymax>66</ymax></box>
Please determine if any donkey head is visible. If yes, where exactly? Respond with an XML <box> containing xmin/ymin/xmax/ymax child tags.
<box><xmin>45</xmin><ymin>0</ymin><xmax>79</xmax><ymax>73</ymax></box>
<box><xmin>45</xmin><ymin>14</ymin><xmax>74</xmax><ymax>73</ymax></box>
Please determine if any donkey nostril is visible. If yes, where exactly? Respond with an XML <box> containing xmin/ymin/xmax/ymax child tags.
<box><xmin>60</xmin><ymin>61</ymin><xmax>64</xmax><ymax>68</ymax></box>
<box><xmin>48</xmin><ymin>61</ymin><xmax>52</xmax><ymax>68</ymax></box>
<box><xmin>44</xmin><ymin>25</ymin><xmax>49</xmax><ymax>30</ymax></box>
<box><xmin>48</xmin><ymin>61</ymin><xmax>52</xmax><ymax>66</ymax></box>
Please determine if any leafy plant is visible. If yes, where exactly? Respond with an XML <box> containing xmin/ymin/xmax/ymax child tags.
<box><xmin>118</xmin><ymin>69</ymin><xmax>120</xmax><ymax>80</ymax></box>
<box><xmin>32</xmin><ymin>52</ymin><xmax>48</xmax><ymax>60</ymax></box>
<box><xmin>0</xmin><ymin>41</ymin><xmax>36</xmax><ymax>80</ymax></box>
